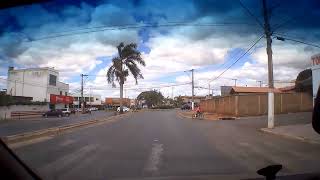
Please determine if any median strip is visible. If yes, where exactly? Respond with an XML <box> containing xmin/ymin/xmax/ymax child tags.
<box><xmin>1</xmin><ymin>112</ymin><xmax>131</xmax><ymax>145</ymax></box>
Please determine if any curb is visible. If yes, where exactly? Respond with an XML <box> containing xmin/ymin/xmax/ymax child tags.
<box><xmin>1</xmin><ymin>112</ymin><xmax>131</xmax><ymax>145</ymax></box>
<box><xmin>260</xmin><ymin>128</ymin><xmax>320</xmax><ymax>145</ymax></box>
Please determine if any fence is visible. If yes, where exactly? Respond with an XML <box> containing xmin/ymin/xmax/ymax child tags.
<box><xmin>0</xmin><ymin>105</ymin><xmax>49</xmax><ymax>120</ymax></box>
<box><xmin>200</xmin><ymin>92</ymin><xmax>313</xmax><ymax>117</ymax></box>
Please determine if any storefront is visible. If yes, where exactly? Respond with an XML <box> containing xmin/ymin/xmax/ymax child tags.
<box><xmin>50</xmin><ymin>94</ymin><xmax>73</xmax><ymax>109</ymax></box>
<box><xmin>311</xmin><ymin>53</ymin><xmax>320</xmax><ymax>104</ymax></box>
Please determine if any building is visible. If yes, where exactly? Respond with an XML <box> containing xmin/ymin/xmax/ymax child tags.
<box><xmin>229</xmin><ymin>86</ymin><xmax>281</xmax><ymax>95</ymax></box>
<box><xmin>179</xmin><ymin>96</ymin><xmax>206</xmax><ymax>104</ymax></box>
<box><xmin>6</xmin><ymin>67</ymin><xmax>72</xmax><ymax>109</ymax></box>
<box><xmin>71</xmin><ymin>93</ymin><xmax>102</xmax><ymax>108</ymax></box>
<box><xmin>311</xmin><ymin>54</ymin><xmax>320</xmax><ymax>104</ymax></box>
<box><xmin>105</xmin><ymin>97</ymin><xmax>130</xmax><ymax>108</ymax></box>
<box><xmin>220</xmin><ymin>86</ymin><xmax>233</xmax><ymax>96</ymax></box>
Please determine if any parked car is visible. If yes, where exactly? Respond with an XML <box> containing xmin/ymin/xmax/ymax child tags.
<box><xmin>89</xmin><ymin>107</ymin><xmax>98</xmax><ymax>111</ymax></box>
<box><xmin>117</xmin><ymin>106</ymin><xmax>130</xmax><ymax>112</ymax></box>
<box><xmin>60</xmin><ymin>108</ymin><xmax>71</xmax><ymax>117</ymax></box>
<box><xmin>181</xmin><ymin>104</ymin><xmax>191</xmax><ymax>110</ymax></box>
<box><xmin>43</xmin><ymin>109</ymin><xmax>63</xmax><ymax>118</ymax></box>
<box><xmin>83</xmin><ymin>108</ymin><xmax>92</xmax><ymax>114</ymax></box>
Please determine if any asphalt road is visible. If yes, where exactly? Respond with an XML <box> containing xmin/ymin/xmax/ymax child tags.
<box><xmin>13</xmin><ymin>110</ymin><xmax>320</xmax><ymax>180</ymax></box>
<box><xmin>0</xmin><ymin>111</ymin><xmax>114</xmax><ymax>136</ymax></box>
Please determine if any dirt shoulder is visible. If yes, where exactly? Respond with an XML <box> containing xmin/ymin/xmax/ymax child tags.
<box><xmin>177</xmin><ymin>110</ymin><xmax>233</xmax><ymax>120</ymax></box>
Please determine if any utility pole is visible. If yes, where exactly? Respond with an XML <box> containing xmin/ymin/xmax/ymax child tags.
<box><xmin>14</xmin><ymin>80</ymin><xmax>17</xmax><ymax>96</ymax></box>
<box><xmin>80</xmin><ymin>74</ymin><xmax>88</xmax><ymax>113</ymax></box>
<box><xmin>262</xmin><ymin>0</ymin><xmax>274</xmax><ymax>128</ymax></box>
<box><xmin>232</xmin><ymin>78</ymin><xmax>237</xmax><ymax>87</ymax></box>
<box><xmin>191</xmin><ymin>69</ymin><xmax>194</xmax><ymax>110</ymax></box>
<box><xmin>208</xmin><ymin>83</ymin><xmax>211</xmax><ymax>96</ymax></box>
<box><xmin>257</xmin><ymin>80</ymin><xmax>263</xmax><ymax>87</ymax></box>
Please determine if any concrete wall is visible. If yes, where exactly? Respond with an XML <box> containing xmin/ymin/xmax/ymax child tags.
<box><xmin>200</xmin><ymin>92</ymin><xmax>313</xmax><ymax>117</ymax></box>
<box><xmin>0</xmin><ymin>105</ymin><xmax>49</xmax><ymax>119</ymax></box>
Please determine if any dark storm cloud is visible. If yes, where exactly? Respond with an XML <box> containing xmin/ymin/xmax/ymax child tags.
<box><xmin>0</xmin><ymin>0</ymin><xmax>319</xmax><ymax>60</ymax></box>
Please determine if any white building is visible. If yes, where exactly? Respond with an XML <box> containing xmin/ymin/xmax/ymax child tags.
<box><xmin>311</xmin><ymin>54</ymin><xmax>320</xmax><ymax>103</ymax></box>
<box><xmin>71</xmin><ymin>93</ymin><xmax>102</xmax><ymax>108</ymax></box>
<box><xmin>6</xmin><ymin>67</ymin><xmax>72</xmax><ymax>109</ymax></box>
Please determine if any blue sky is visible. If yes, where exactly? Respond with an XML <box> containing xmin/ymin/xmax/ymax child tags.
<box><xmin>0</xmin><ymin>0</ymin><xmax>319</xmax><ymax>98</ymax></box>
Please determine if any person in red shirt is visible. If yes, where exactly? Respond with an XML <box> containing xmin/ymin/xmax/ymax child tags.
<box><xmin>195</xmin><ymin>105</ymin><xmax>201</xmax><ymax>117</ymax></box>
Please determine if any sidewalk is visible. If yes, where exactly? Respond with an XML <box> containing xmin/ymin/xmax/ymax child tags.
<box><xmin>261</xmin><ymin>123</ymin><xmax>320</xmax><ymax>145</ymax></box>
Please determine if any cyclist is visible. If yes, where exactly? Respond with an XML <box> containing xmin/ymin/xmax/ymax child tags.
<box><xmin>195</xmin><ymin>105</ymin><xmax>202</xmax><ymax>118</ymax></box>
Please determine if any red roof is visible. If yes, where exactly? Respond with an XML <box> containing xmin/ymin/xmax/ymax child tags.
<box><xmin>230</xmin><ymin>86</ymin><xmax>281</xmax><ymax>94</ymax></box>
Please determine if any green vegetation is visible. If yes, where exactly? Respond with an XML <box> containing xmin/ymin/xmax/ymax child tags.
<box><xmin>106</xmin><ymin>42</ymin><xmax>145</xmax><ymax>112</ymax></box>
<box><xmin>137</xmin><ymin>90</ymin><xmax>164</xmax><ymax>108</ymax></box>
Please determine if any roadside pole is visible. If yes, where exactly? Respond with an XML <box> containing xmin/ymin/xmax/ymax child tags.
<box><xmin>81</xmin><ymin>74</ymin><xmax>84</xmax><ymax>113</ymax></box>
<box><xmin>81</xmin><ymin>74</ymin><xmax>88</xmax><ymax>113</ymax></box>
<box><xmin>232</xmin><ymin>78</ymin><xmax>237</xmax><ymax>87</ymax></box>
<box><xmin>262</xmin><ymin>0</ymin><xmax>275</xmax><ymax>128</ymax></box>
<box><xmin>191</xmin><ymin>69</ymin><xmax>194</xmax><ymax>110</ymax></box>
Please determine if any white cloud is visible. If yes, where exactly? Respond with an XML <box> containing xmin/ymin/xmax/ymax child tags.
<box><xmin>252</xmin><ymin>41</ymin><xmax>316</xmax><ymax>69</ymax></box>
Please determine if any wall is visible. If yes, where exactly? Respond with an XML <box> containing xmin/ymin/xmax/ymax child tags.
<box><xmin>0</xmin><ymin>105</ymin><xmax>49</xmax><ymax>119</ymax></box>
<box><xmin>200</xmin><ymin>92</ymin><xmax>313</xmax><ymax>117</ymax></box>
<box><xmin>7</xmin><ymin>69</ymin><xmax>48</xmax><ymax>101</ymax></box>
<box><xmin>46</xmin><ymin>70</ymin><xmax>67</xmax><ymax>101</ymax></box>
<box><xmin>312</xmin><ymin>65</ymin><xmax>320</xmax><ymax>102</ymax></box>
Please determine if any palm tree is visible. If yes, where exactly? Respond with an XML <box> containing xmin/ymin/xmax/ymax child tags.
<box><xmin>107</xmin><ymin>42</ymin><xmax>145</xmax><ymax>112</ymax></box>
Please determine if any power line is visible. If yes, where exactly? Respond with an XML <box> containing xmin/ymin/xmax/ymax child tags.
<box><xmin>238</xmin><ymin>0</ymin><xmax>264</xmax><ymax>28</ymax></box>
<box><xmin>273</xmin><ymin>34</ymin><xmax>320</xmax><ymax>49</ymax></box>
<box><xmin>84</xmin><ymin>82</ymin><xmax>191</xmax><ymax>91</ymax></box>
<box><xmin>47</xmin><ymin>21</ymin><xmax>255</xmax><ymax>34</ymax></box>
<box><xmin>209</xmin><ymin>34</ymin><xmax>264</xmax><ymax>83</ymax></box>
<box><xmin>25</xmin><ymin>22</ymin><xmax>260</xmax><ymax>42</ymax></box>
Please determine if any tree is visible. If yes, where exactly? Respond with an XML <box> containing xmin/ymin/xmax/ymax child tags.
<box><xmin>137</xmin><ymin>90</ymin><xmax>164</xmax><ymax>108</ymax></box>
<box><xmin>295</xmin><ymin>68</ymin><xmax>312</xmax><ymax>96</ymax></box>
<box><xmin>174</xmin><ymin>95</ymin><xmax>183</xmax><ymax>107</ymax></box>
<box><xmin>107</xmin><ymin>42</ymin><xmax>145</xmax><ymax>112</ymax></box>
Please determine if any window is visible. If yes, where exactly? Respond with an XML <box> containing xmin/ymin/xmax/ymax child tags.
<box><xmin>49</xmin><ymin>74</ymin><xmax>57</xmax><ymax>86</ymax></box>
<box><xmin>60</xmin><ymin>91</ymin><xmax>62</xmax><ymax>95</ymax></box>
<box><xmin>90</xmin><ymin>97</ymin><xmax>94</xmax><ymax>102</ymax></box>
<box><xmin>85</xmin><ymin>97</ymin><xmax>89</xmax><ymax>102</ymax></box>
<box><xmin>65</xmin><ymin>92</ymin><xmax>67</xmax><ymax>96</ymax></box>
<box><xmin>96</xmin><ymin>98</ymin><xmax>99</xmax><ymax>101</ymax></box>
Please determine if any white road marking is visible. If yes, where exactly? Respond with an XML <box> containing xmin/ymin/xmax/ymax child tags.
<box><xmin>59</xmin><ymin>139</ymin><xmax>75</xmax><ymax>147</ymax></box>
<box><xmin>40</xmin><ymin>144</ymin><xmax>98</xmax><ymax>175</ymax></box>
<box><xmin>144</xmin><ymin>143</ymin><xmax>163</xmax><ymax>176</ymax></box>
<box><xmin>10</xmin><ymin>136</ymin><xmax>54</xmax><ymax>149</ymax></box>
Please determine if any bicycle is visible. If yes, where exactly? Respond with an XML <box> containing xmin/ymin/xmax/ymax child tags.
<box><xmin>192</xmin><ymin>112</ymin><xmax>204</xmax><ymax>119</ymax></box>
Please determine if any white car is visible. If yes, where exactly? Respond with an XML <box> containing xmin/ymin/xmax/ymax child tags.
<box><xmin>89</xmin><ymin>107</ymin><xmax>98</xmax><ymax>111</ymax></box>
<box><xmin>60</xmin><ymin>108</ymin><xmax>71</xmax><ymax>116</ymax></box>
<box><xmin>117</xmin><ymin>106</ymin><xmax>130</xmax><ymax>112</ymax></box>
